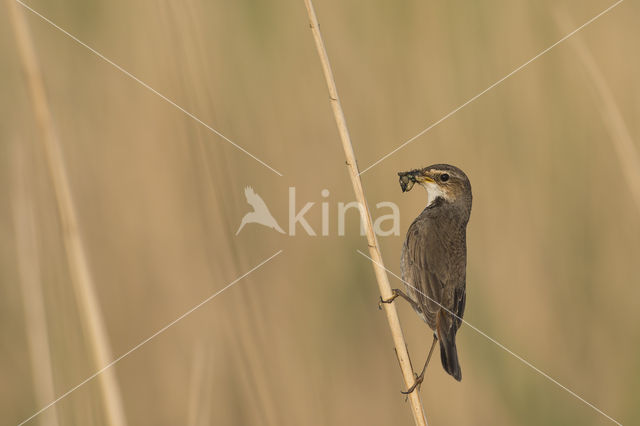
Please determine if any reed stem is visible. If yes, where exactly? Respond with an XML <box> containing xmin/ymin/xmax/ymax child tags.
<box><xmin>8</xmin><ymin>2</ymin><xmax>128</xmax><ymax>425</ymax></box>
<box><xmin>12</xmin><ymin>141</ymin><xmax>60</xmax><ymax>426</ymax></box>
<box><xmin>303</xmin><ymin>1</ymin><xmax>428</xmax><ymax>424</ymax></box>
<box><xmin>555</xmin><ymin>10</ymin><xmax>640</xmax><ymax>213</ymax></box>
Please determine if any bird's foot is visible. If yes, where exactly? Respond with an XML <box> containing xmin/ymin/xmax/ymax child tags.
<box><xmin>401</xmin><ymin>372</ymin><xmax>424</xmax><ymax>395</ymax></box>
<box><xmin>378</xmin><ymin>289</ymin><xmax>400</xmax><ymax>309</ymax></box>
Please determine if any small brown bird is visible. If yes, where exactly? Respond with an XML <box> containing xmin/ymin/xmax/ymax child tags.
<box><xmin>382</xmin><ymin>164</ymin><xmax>472</xmax><ymax>392</ymax></box>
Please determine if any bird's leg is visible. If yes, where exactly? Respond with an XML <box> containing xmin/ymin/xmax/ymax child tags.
<box><xmin>402</xmin><ymin>334</ymin><xmax>438</xmax><ymax>395</ymax></box>
<box><xmin>379</xmin><ymin>289</ymin><xmax>422</xmax><ymax>313</ymax></box>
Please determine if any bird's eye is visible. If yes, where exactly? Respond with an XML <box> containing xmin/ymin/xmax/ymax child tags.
<box><xmin>440</xmin><ymin>173</ymin><xmax>449</xmax><ymax>182</ymax></box>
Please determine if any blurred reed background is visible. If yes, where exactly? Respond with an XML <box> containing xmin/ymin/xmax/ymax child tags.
<box><xmin>1</xmin><ymin>0</ymin><xmax>638</xmax><ymax>425</ymax></box>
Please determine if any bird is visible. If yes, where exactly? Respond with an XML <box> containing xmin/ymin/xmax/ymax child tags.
<box><xmin>236</xmin><ymin>186</ymin><xmax>285</xmax><ymax>235</ymax></box>
<box><xmin>381</xmin><ymin>164</ymin><xmax>472</xmax><ymax>393</ymax></box>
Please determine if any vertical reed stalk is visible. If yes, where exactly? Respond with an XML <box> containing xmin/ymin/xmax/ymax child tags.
<box><xmin>187</xmin><ymin>341</ymin><xmax>214</xmax><ymax>426</ymax></box>
<box><xmin>555</xmin><ymin>11</ymin><xmax>640</xmax><ymax>213</ymax></box>
<box><xmin>303</xmin><ymin>1</ymin><xmax>428</xmax><ymax>425</ymax></box>
<box><xmin>8</xmin><ymin>2</ymin><xmax>127</xmax><ymax>425</ymax></box>
<box><xmin>12</xmin><ymin>142</ymin><xmax>60</xmax><ymax>426</ymax></box>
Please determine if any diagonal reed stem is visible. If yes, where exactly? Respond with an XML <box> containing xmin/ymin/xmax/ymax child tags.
<box><xmin>12</xmin><ymin>142</ymin><xmax>61</xmax><ymax>426</ymax></box>
<box><xmin>554</xmin><ymin>10</ymin><xmax>640</xmax><ymax>214</ymax></box>
<box><xmin>302</xmin><ymin>1</ymin><xmax>428</xmax><ymax>425</ymax></box>
<box><xmin>8</xmin><ymin>2</ymin><xmax>128</xmax><ymax>425</ymax></box>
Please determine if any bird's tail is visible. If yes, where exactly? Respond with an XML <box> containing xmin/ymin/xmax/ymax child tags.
<box><xmin>437</xmin><ymin>311</ymin><xmax>462</xmax><ymax>381</ymax></box>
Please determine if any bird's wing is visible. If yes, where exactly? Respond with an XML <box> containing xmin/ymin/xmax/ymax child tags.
<box><xmin>452</xmin><ymin>284</ymin><xmax>466</xmax><ymax>330</ymax></box>
<box><xmin>401</xmin><ymin>215</ymin><xmax>466</xmax><ymax>332</ymax></box>
<box><xmin>244</xmin><ymin>186</ymin><xmax>269</xmax><ymax>211</ymax></box>
<box><xmin>401</xmin><ymin>218</ymin><xmax>444</xmax><ymax>328</ymax></box>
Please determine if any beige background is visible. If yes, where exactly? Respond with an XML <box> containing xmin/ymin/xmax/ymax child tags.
<box><xmin>1</xmin><ymin>0</ymin><xmax>638</xmax><ymax>425</ymax></box>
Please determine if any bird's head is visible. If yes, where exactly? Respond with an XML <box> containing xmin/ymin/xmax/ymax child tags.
<box><xmin>398</xmin><ymin>164</ymin><xmax>472</xmax><ymax>212</ymax></box>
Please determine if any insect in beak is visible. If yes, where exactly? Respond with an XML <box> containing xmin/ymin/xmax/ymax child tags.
<box><xmin>398</xmin><ymin>171</ymin><xmax>417</xmax><ymax>192</ymax></box>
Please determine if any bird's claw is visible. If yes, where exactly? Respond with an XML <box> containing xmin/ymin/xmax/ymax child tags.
<box><xmin>378</xmin><ymin>290</ymin><xmax>399</xmax><ymax>309</ymax></box>
<box><xmin>401</xmin><ymin>372</ymin><xmax>424</xmax><ymax>395</ymax></box>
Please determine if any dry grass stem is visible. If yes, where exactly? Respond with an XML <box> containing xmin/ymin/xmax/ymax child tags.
<box><xmin>187</xmin><ymin>341</ymin><xmax>214</xmax><ymax>426</ymax></box>
<box><xmin>12</xmin><ymin>142</ymin><xmax>60</xmax><ymax>426</ymax></box>
<box><xmin>303</xmin><ymin>1</ymin><xmax>428</xmax><ymax>424</ymax></box>
<box><xmin>8</xmin><ymin>2</ymin><xmax>127</xmax><ymax>425</ymax></box>
<box><xmin>555</xmin><ymin>10</ymin><xmax>640</xmax><ymax>213</ymax></box>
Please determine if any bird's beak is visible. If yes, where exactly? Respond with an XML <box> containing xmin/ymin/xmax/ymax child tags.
<box><xmin>398</xmin><ymin>170</ymin><xmax>434</xmax><ymax>192</ymax></box>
